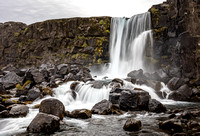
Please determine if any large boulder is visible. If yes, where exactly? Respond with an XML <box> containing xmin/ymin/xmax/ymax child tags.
<box><xmin>91</xmin><ymin>99</ymin><xmax>113</xmax><ymax>115</ymax></box>
<box><xmin>27</xmin><ymin>112</ymin><xmax>60</xmax><ymax>134</ymax></box>
<box><xmin>39</xmin><ymin>98</ymin><xmax>65</xmax><ymax>119</ymax></box>
<box><xmin>123</xmin><ymin>118</ymin><xmax>142</xmax><ymax>131</ymax></box>
<box><xmin>9</xmin><ymin>105</ymin><xmax>29</xmax><ymax>117</ymax></box>
<box><xmin>65</xmin><ymin>109</ymin><xmax>92</xmax><ymax>119</ymax></box>
<box><xmin>167</xmin><ymin>77</ymin><xmax>186</xmax><ymax>90</ymax></box>
<box><xmin>0</xmin><ymin>72</ymin><xmax>23</xmax><ymax>89</ymax></box>
<box><xmin>119</xmin><ymin>89</ymin><xmax>150</xmax><ymax>111</ymax></box>
<box><xmin>148</xmin><ymin>99</ymin><xmax>166</xmax><ymax>113</ymax></box>
<box><xmin>168</xmin><ymin>84</ymin><xmax>193</xmax><ymax>101</ymax></box>
<box><xmin>127</xmin><ymin>69</ymin><xmax>144</xmax><ymax>79</ymax></box>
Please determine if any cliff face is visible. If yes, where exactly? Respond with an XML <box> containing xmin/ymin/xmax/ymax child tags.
<box><xmin>149</xmin><ymin>0</ymin><xmax>200</xmax><ymax>80</ymax></box>
<box><xmin>0</xmin><ymin>17</ymin><xmax>111</xmax><ymax>68</ymax></box>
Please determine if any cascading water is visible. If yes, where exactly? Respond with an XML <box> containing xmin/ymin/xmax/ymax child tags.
<box><xmin>109</xmin><ymin>12</ymin><xmax>153</xmax><ymax>77</ymax></box>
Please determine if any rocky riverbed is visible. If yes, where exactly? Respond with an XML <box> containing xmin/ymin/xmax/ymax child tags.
<box><xmin>0</xmin><ymin>63</ymin><xmax>200</xmax><ymax>136</ymax></box>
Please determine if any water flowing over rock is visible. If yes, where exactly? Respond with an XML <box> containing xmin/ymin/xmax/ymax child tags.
<box><xmin>109</xmin><ymin>12</ymin><xmax>154</xmax><ymax>76</ymax></box>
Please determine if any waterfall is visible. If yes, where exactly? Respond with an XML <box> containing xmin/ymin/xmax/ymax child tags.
<box><xmin>109</xmin><ymin>12</ymin><xmax>153</xmax><ymax>77</ymax></box>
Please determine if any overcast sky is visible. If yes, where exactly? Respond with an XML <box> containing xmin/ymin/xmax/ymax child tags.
<box><xmin>0</xmin><ymin>0</ymin><xmax>166</xmax><ymax>24</ymax></box>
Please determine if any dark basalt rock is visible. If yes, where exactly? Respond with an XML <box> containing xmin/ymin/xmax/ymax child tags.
<box><xmin>0</xmin><ymin>110</ymin><xmax>9</xmax><ymax>118</ymax></box>
<box><xmin>0</xmin><ymin>83</ymin><xmax>7</xmax><ymax>94</ymax></box>
<box><xmin>167</xmin><ymin>77</ymin><xmax>186</xmax><ymax>91</ymax></box>
<box><xmin>119</xmin><ymin>89</ymin><xmax>150</xmax><ymax>111</ymax></box>
<box><xmin>15</xmin><ymin>89</ymin><xmax>28</xmax><ymax>97</ymax></box>
<box><xmin>0</xmin><ymin>104</ymin><xmax>6</xmax><ymax>112</ymax></box>
<box><xmin>159</xmin><ymin>119</ymin><xmax>183</xmax><ymax>133</ymax></box>
<box><xmin>91</xmin><ymin>99</ymin><xmax>113</xmax><ymax>115</ymax></box>
<box><xmin>123</xmin><ymin>118</ymin><xmax>142</xmax><ymax>131</ymax></box>
<box><xmin>127</xmin><ymin>69</ymin><xmax>144</xmax><ymax>79</ymax></box>
<box><xmin>168</xmin><ymin>84</ymin><xmax>193</xmax><ymax>101</ymax></box>
<box><xmin>70</xmin><ymin>81</ymin><xmax>80</xmax><ymax>90</ymax></box>
<box><xmin>0</xmin><ymin>72</ymin><xmax>23</xmax><ymax>89</ymax></box>
<box><xmin>148</xmin><ymin>99</ymin><xmax>167</xmax><ymax>113</ymax></box>
<box><xmin>27</xmin><ymin>112</ymin><xmax>60</xmax><ymax>134</ymax></box>
<box><xmin>89</xmin><ymin>80</ymin><xmax>110</xmax><ymax>89</ymax></box>
<box><xmin>9</xmin><ymin>105</ymin><xmax>29</xmax><ymax>117</ymax></box>
<box><xmin>39</xmin><ymin>98</ymin><xmax>65</xmax><ymax>119</ymax></box>
<box><xmin>56</xmin><ymin>64</ymin><xmax>69</xmax><ymax>77</ymax></box>
<box><xmin>26</xmin><ymin>87</ymin><xmax>41</xmax><ymax>101</ymax></box>
<box><xmin>65</xmin><ymin>109</ymin><xmax>92</xmax><ymax>119</ymax></box>
<box><xmin>0</xmin><ymin>17</ymin><xmax>111</xmax><ymax>69</ymax></box>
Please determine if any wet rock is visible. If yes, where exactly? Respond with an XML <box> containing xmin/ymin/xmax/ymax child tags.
<box><xmin>167</xmin><ymin>77</ymin><xmax>186</xmax><ymax>90</ymax></box>
<box><xmin>127</xmin><ymin>69</ymin><xmax>144</xmax><ymax>79</ymax></box>
<box><xmin>70</xmin><ymin>81</ymin><xmax>80</xmax><ymax>90</ymax></box>
<box><xmin>27</xmin><ymin>112</ymin><xmax>60</xmax><ymax>134</ymax></box>
<box><xmin>9</xmin><ymin>105</ymin><xmax>29</xmax><ymax>117</ymax></box>
<box><xmin>91</xmin><ymin>99</ymin><xmax>113</xmax><ymax>115</ymax></box>
<box><xmin>89</xmin><ymin>80</ymin><xmax>110</xmax><ymax>89</ymax></box>
<box><xmin>0</xmin><ymin>104</ymin><xmax>6</xmax><ymax>112</ymax></box>
<box><xmin>39</xmin><ymin>98</ymin><xmax>65</xmax><ymax>119</ymax></box>
<box><xmin>26</xmin><ymin>88</ymin><xmax>41</xmax><ymax>101</ymax></box>
<box><xmin>123</xmin><ymin>118</ymin><xmax>142</xmax><ymax>131</ymax></box>
<box><xmin>0</xmin><ymin>83</ymin><xmax>7</xmax><ymax>94</ymax></box>
<box><xmin>181</xmin><ymin>111</ymin><xmax>193</xmax><ymax>120</ymax></box>
<box><xmin>159</xmin><ymin>119</ymin><xmax>183</xmax><ymax>133</ymax></box>
<box><xmin>56</xmin><ymin>64</ymin><xmax>69</xmax><ymax>76</ymax></box>
<box><xmin>168</xmin><ymin>84</ymin><xmax>193</xmax><ymax>101</ymax></box>
<box><xmin>15</xmin><ymin>89</ymin><xmax>28</xmax><ymax>97</ymax></box>
<box><xmin>19</xmin><ymin>95</ymin><xmax>27</xmax><ymax>101</ymax></box>
<box><xmin>148</xmin><ymin>99</ymin><xmax>167</xmax><ymax>113</ymax></box>
<box><xmin>112</xmin><ymin>78</ymin><xmax>123</xmax><ymax>86</ymax></box>
<box><xmin>3</xmin><ymin>99</ymin><xmax>15</xmax><ymax>106</ymax></box>
<box><xmin>109</xmin><ymin>93</ymin><xmax>121</xmax><ymax>105</ymax></box>
<box><xmin>65</xmin><ymin>109</ymin><xmax>92</xmax><ymax>119</ymax></box>
<box><xmin>63</xmin><ymin>73</ymin><xmax>75</xmax><ymax>82</ymax></box>
<box><xmin>0</xmin><ymin>72</ymin><xmax>23</xmax><ymax>89</ymax></box>
<box><xmin>119</xmin><ymin>89</ymin><xmax>150</xmax><ymax>111</ymax></box>
<box><xmin>0</xmin><ymin>110</ymin><xmax>9</xmax><ymax>118</ymax></box>
<box><xmin>169</xmin><ymin>113</ymin><xmax>176</xmax><ymax>119</ymax></box>
<box><xmin>172</xmin><ymin>133</ymin><xmax>187</xmax><ymax>136</ymax></box>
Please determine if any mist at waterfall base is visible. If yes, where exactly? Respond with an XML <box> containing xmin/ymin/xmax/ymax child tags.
<box><xmin>0</xmin><ymin>12</ymin><xmax>199</xmax><ymax>136</ymax></box>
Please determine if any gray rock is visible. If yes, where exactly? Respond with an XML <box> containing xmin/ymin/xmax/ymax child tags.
<box><xmin>0</xmin><ymin>72</ymin><xmax>23</xmax><ymax>89</ymax></box>
<box><xmin>27</xmin><ymin>112</ymin><xmax>60</xmax><ymax>134</ymax></box>
<box><xmin>148</xmin><ymin>99</ymin><xmax>167</xmax><ymax>113</ymax></box>
<box><xmin>168</xmin><ymin>84</ymin><xmax>193</xmax><ymax>101</ymax></box>
<box><xmin>26</xmin><ymin>88</ymin><xmax>41</xmax><ymax>101</ymax></box>
<box><xmin>39</xmin><ymin>98</ymin><xmax>65</xmax><ymax>119</ymax></box>
<box><xmin>9</xmin><ymin>105</ymin><xmax>29</xmax><ymax>117</ymax></box>
<box><xmin>91</xmin><ymin>99</ymin><xmax>113</xmax><ymax>115</ymax></box>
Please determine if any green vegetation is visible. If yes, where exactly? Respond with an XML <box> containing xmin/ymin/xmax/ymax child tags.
<box><xmin>18</xmin><ymin>42</ymin><xmax>23</xmax><ymax>48</ymax></box>
<box><xmin>16</xmin><ymin>80</ymin><xmax>32</xmax><ymax>90</ymax></box>
<box><xmin>14</xmin><ymin>32</ymin><xmax>20</xmax><ymax>37</ymax></box>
